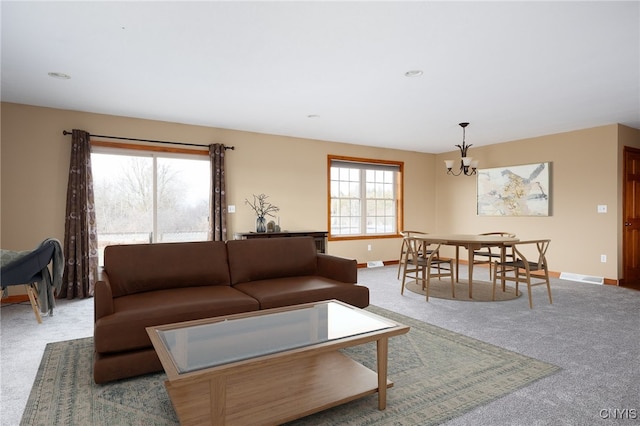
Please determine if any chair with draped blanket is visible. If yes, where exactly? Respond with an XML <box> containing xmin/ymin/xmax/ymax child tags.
<box><xmin>1</xmin><ymin>239</ymin><xmax>64</xmax><ymax>323</ymax></box>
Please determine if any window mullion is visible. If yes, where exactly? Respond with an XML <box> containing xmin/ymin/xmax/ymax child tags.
<box><xmin>360</xmin><ymin>169</ymin><xmax>367</xmax><ymax>234</ymax></box>
<box><xmin>152</xmin><ymin>156</ymin><xmax>158</xmax><ymax>243</ymax></box>
<box><xmin>328</xmin><ymin>155</ymin><xmax>403</xmax><ymax>238</ymax></box>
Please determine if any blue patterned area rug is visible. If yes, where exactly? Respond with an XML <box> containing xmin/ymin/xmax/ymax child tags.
<box><xmin>22</xmin><ymin>306</ymin><xmax>559</xmax><ymax>425</ymax></box>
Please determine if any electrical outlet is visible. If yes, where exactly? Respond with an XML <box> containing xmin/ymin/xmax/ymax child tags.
<box><xmin>367</xmin><ymin>244</ymin><xmax>372</xmax><ymax>251</ymax></box>
<box><xmin>597</xmin><ymin>205</ymin><xmax>607</xmax><ymax>213</ymax></box>
<box><xmin>600</xmin><ymin>254</ymin><xmax>607</xmax><ymax>263</ymax></box>
<box><xmin>227</xmin><ymin>205</ymin><xmax>236</xmax><ymax>213</ymax></box>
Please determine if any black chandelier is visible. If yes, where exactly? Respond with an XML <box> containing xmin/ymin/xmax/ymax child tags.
<box><xmin>444</xmin><ymin>122</ymin><xmax>478</xmax><ymax>176</ymax></box>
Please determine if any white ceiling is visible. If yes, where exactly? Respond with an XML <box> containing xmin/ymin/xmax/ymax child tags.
<box><xmin>2</xmin><ymin>1</ymin><xmax>639</xmax><ymax>153</ymax></box>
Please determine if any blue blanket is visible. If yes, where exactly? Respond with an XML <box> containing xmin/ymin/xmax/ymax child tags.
<box><xmin>1</xmin><ymin>238</ymin><xmax>64</xmax><ymax>315</ymax></box>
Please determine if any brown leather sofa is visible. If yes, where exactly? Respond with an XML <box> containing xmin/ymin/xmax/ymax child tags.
<box><xmin>93</xmin><ymin>236</ymin><xmax>368</xmax><ymax>383</ymax></box>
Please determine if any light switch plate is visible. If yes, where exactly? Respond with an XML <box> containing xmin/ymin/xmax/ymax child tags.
<box><xmin>597</xmin><ymin>205</ymin><xmax>607</xmax><ymax>213</ymax></box>
<box><xmin>228</xmin><ymin>205</ymin><xmax>236</xmax><ymax>213</ymax></box>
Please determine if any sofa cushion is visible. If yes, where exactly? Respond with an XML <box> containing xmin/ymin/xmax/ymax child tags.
<box><xmin>227</xmin><ymin>237</ymin><xmax>318</xmax><ymax>285</ymax></box>
<box><xmin>233</xmin><ymin>276</ymin><xmax>370</xmax><ymax>310</ymax></box>
<box><xmin>104</xmin><ymin>241</ymin><xmax>231</xmax><ymax>297</ymax></box>
<box><xmin>95</xmin><ymin>286</ymin><xmax>259</xmax><ymax>353</ymax></box>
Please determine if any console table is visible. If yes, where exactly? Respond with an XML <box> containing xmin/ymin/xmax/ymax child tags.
<box><xmin>234</xmin><ymin>231</ymin><xmax>328</xmax><ymax>253</ymax></box>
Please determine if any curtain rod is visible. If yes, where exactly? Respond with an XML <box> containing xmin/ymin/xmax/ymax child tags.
<box><xmin>62</xmin><ymin>130</ymin><xmax>235</xmax><ymax>150</ymax></box>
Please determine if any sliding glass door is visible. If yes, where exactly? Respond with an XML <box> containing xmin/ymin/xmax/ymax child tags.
<box><xmin>92</xmin><ymin>149</ymin><xmax>210</xmax><ymax>264</ymax></box>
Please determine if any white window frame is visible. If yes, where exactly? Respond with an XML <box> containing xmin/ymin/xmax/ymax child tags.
<box><xmin>91</xmin><ymin>144</ymin><xmax>210</xmax><ymax>264</ymax></box>
<box><xmin>328</xmin><ymin>155</ymin><xmax>403</xmax><ymax>240</ymax></box>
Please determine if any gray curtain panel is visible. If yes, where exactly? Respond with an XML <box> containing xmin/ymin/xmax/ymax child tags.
<box><xmin>61</xmin><ymin>129</ymin><xmax>98</xmax><ymax>298</ymax></box>
<box><xmin>208</xmin><ymin>144</ymin><xmax>227</xmax><ymax>241</ymax></box>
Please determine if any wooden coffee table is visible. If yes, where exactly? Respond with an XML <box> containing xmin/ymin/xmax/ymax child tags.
<box><xmin>146</xmin><ymin>300</ymin><xmax>409</xmax><ymax>425</ymax></box>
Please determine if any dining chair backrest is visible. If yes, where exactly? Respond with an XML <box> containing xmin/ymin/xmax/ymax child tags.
<box><xmin>494</xmin><ymin>239</ymin><xmax>552</xmax><ymax>309</ymax></box>
<box><xmin>480</xmin><ymin>231</ymin><xmax>516</xmax><ymax>238</ymax></box>
<box><xmin>403</xmin><ymin>235</ymin><xmax>423</xmax><ymax>264</ymax></box>
<box><xmin>400</xmin><ymin>236</ymin><xmax>454</xmax><ymax>301</ymax></box>
<box><xmin>400</xmin><ymin>230</ymin><xmax>429</xmax><ymax>238</ymax></box>
<box><xmin>509</xmin><ymin>239</ymin><xmax>550</xmax><ymax>271</ymax></box>
<box><xmin>407</xmin><ymin>236</ymin><xmax>447</xmax><ymax>262</ymax></box>
<box><xmin>473</xmin><ymin>232</ymin><xmax>517</xmax><ymax>280</ymax></box>
<box><xmin>397</xmin><ymin>231</ymin><xmax>429</xmax><ymax>279</ymax></box>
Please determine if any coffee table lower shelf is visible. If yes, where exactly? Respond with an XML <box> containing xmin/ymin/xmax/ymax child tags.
<box><xmin>165</xmin><ymin>350</ymin><xmax>393</xmax><ymax>426</ymax></box>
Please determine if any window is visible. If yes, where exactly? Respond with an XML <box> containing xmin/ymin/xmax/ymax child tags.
<box><xmin>91</xmin><ymin>146</ymin><xmax>210</xmax><ymax>264</ymax></box>
<box><xmin>329</xmin><ymin>156</ymin><xmax>403</xmax><ymax>239</ymax></box>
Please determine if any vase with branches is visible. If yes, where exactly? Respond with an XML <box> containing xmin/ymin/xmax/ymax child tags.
<box><xmin>245</xmin><ymin>194</ymin><xmax>279</xmax><ymax>233</ymax></box>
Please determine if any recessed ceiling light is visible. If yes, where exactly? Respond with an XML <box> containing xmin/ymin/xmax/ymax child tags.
<box><xmin>404</xmin><ymin>70</ymin><xmax>423</xmax><ymax>77</ymax></box>
<box><xmin>48</xmin><ymin>72</ymin><xmax>71</xmax><ymax>79</ymax></box>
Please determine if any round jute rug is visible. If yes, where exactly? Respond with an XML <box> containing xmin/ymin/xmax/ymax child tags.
<box><xmin>405</xmin><ymin>279</ymin><xmax>521</xmax><ymax>302</ymax></box>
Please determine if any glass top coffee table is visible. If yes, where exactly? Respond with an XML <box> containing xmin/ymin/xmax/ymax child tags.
<box><xmin>147</xmin><ymin>300</ymin><xmax>410</xmax><ymax>425</ymax></box>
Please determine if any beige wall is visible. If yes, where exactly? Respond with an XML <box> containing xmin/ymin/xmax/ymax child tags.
<box><xmin>2</xmin><ymin>102</ymin><xmax>638</xmax><ymax>282</ymax></box>
<box><xmin>436</xmin><ymin>124</ymin><xmax>640</xmax><ymax>281</ymax></box>
<box><xmin>0</xmin><ymin>102</ymin><xmax>434</xmax><ymax>267</ymax></box>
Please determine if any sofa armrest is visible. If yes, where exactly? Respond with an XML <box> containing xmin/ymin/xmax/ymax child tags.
<box><xmin>317</xmin><ymin>253</ymin><xmax>357</xmax><ymax>283</ymax></box>
<box><xmin>94</xmin><ymin>268</ymin><xmax>114</xmax><ymax>321</ymax></box>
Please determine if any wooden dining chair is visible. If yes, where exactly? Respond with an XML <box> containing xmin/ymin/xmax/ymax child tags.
<box><xmin>396</xmin><ymin>230</ymin><xmax>429</xmax><ymax>279</ymax></box>
<box><xmin>400</xmin><ymin>236</ymin><xmax>455</xmax><ymax>302</ymax></box>
<box><xmin>472</xmin><ymin>232</ymin><xmax>516</xmax><ymax>279</ymax></box>
<box><xmin>492</xmin><ymin>239</ymin><xmax>552</xmax><ymax>309</ymax></box>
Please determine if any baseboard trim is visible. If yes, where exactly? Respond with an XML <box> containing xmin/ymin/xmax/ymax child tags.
<box><xmin>358</xmin><ymin>260</ymin><xmax>397</xmax><ymax>268</ymax></box>
<box><xmin>1</xmin><ymin>294</ymin><xmax>30</xmax><ymax>304</ymax></box>
<box><xmin>361</xmin><ymin>259</ymin><xmax>615</xmax><ymax>283</ymax></box>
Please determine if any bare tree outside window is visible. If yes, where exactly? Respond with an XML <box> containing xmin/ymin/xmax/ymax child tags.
<box><xmin>92</xmin><ymin>152</ymin><xmax>210</xmax><ymax>264</ymax></box>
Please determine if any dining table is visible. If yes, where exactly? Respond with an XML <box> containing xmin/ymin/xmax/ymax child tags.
<box><xmin>415</xmin><ymin>234</ymin><xmax>519</xmax><ymax>299</ymax></box>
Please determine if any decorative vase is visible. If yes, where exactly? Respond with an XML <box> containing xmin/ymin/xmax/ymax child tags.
<box><xmin>256</xmin><ymin>216</ymin><xmax>266</xmax><ymax>233</ymax></box>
